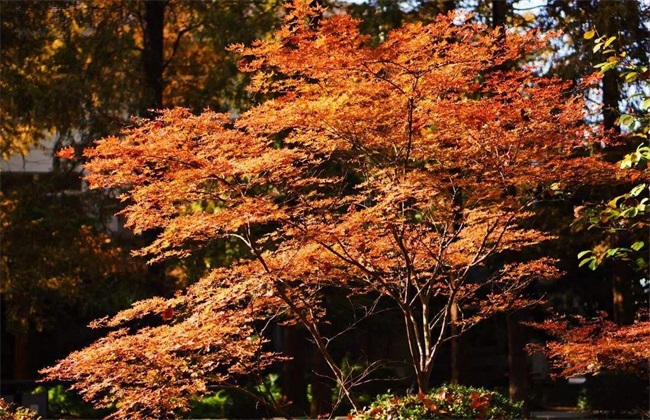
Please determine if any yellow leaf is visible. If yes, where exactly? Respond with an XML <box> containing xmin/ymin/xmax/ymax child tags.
<box><xmin>603</xmin><ymin>36</ymin><xmax>616</xmax><ymax>48</ymax></box>
<box><xmin>522</xmin><ymin>12</ymin><xmax>535</xmax><ymax>22</ymax></box>
<box><xmin>584</xmin><ymin>30</ymin><xmax>596</xmax><ymax>40</ymax></box>
<box><xmin>51</xmin><ymin>39</ymin><xmax>65</xmax><ymax>50</ymax></box>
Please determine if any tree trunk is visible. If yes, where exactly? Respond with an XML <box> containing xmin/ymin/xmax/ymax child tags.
<box><xmin>441</xmin><ymin>0</ymin><xmax>455</xmax><ymax>14</ymax></box>
<box><xmin>602</xmin><ymin>69</ymin><xmax>621</xmax><ymax>134</ymax></box>
<box><xmin>492</xmin><ymin>0</ymin><xmax>508</xmax><ymax>28</ymax></box>
<box><xmin>13</xmin><ymin>331</ymin><xmax>29</xmax><ymax>380</ymax></box>
<box><xmin>310</xmin><ymin>346</ymin><xmax>332</xmax><ymax>418</ymax></box>
<box><xmin>282</xmin><ymin>326</ymin><xmax>308</xmax><ymax>415</ymax></box>
<box><xmin>140</xmin><ymin>0</ymin><xmax>167</xmax><ymax>293</ymax></box>
<box><xmin>450</xmin><ymin>300</ymin><xmax>462</xmax><ymax>385</ymax></box>
<box><xmin>450</xmin><ymin>186</ymin><xmax>463</xmax><ymax>385</ymax></box>
<box><xmin>597</xmin><ymin>10</ymin><xmax>628</xmax><ymax>326</ymax></box>
<box><xmin>507</xmin><ymin>313</ymin><xmax>529</xmax><ymax>416</ymax></box>
<box><xmin>142</xmin><ymin>0</ymin><xmax>165</xmax><ymax>114</ymax></box>
<box><xmin>611</xmin><ymin>261</ymin><xmax>634</xmax><ymax>325</ymax></box>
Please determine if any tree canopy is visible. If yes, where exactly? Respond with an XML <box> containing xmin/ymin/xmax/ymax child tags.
<box><xmin>43</xmin><ymin>3</ymin><xmax>623</xmax><ymax>418</ymax></box>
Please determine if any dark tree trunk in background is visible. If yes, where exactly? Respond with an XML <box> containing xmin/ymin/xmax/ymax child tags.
<box><xmin>492</xmin><ymin>0</ymin><xmax>508</xmax><ymax>28</ymax></box>
<box><xmin>611</xmin><ymin>262</ymin><xmax>635</xmax><ymax>325</ymax></box>
<box><xmin>602</xmin><ymin>69</ymin><xmax>621</xmax><ymax>134</ymax></box>
<box><xmin>142</xmin><ymin>0</ymin><xmax>165</xmax><ymax>114</ymax></box>
<box><xmin>282</xmin><ymin>326</ymin><xmax>308</xmax><ymax>415</ymax></box>
<box><xmin>13</xmin><ymin>331</ymin><xmax>29</xmax><ymax>380</ymax></box>
<box><xmin>310</xmin><ymin>346</ymin><xmax>333</xmax><ymax>417</ymax></box>
<box><xmin>593</xmin><ymin>2</ymin><xmax>630</xmax><ymax>328</ymax></box>
<box><xmin>141</xmin><ymin>0</ymin><xmax>167</xmax><ymax>294</ymax></box>
<box><xmin>490</xmin><ymin>5</ymin><xmax>530</xmax><ymax>408</ymax></box>
<box><xmin>507</xmin><ymin>313</ymin><xmax>529</xmax><ymax>416</ymax></box>
<box><xmin>441</xmin><ymin>0</ymin><xmax>455</xmax><ymax>14</ymax></box>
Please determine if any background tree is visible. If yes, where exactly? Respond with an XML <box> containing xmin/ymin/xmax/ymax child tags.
<box><xmin>0</xmin><ymin>175</ymin><xmax>146</xmax><ymax>380</ymax></box>
<box><xmin>541</xmin><ymin>35</ymin><xmax>649</xmax><ymax>382</ymax></box>
<box><xmin>1</xmin><ymin>0</ymin><xmax>283</xmax><ymax>157</ymax></box>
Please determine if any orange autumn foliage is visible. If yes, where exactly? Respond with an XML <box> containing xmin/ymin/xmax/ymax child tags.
<box><xmin>536</xmin><ymin>316</ymin><xmax>650</xmax><ymax>379</ymax></box>
<box><xmin>43</xmin><ymin>2</ymin><xmax>618</xmax><ymax>417</ymax></box>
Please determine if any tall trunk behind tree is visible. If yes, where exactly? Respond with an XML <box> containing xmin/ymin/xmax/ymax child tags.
<box><xmin>593</xmin><ymin>2</ymin><xmax>634</xmax><ymax>328</ymax></box>
<box><xmin>492</xmin><ymin>0</ymin><xmax>508</xmax><ymax>28</ymax></box>
<box><xmin>443</xmin><ymin>0</ymin><xmax>509</xmax><ymax>384</ymax></box>
<box><xmin>441</xmin><ymin>0</ymin><xmax>455</xmax><ymax>14</ymax></box>
<box><xmin>489</xmin><ymin>4</ymin><xmax>531</xmax><ymax>406</ymax></box>
<box><xmin>281</xmin><ymin>326</ymin><xmax>308</xmax><ymax>415</ymax></box>
<box><xmin>602</xmin><ymin>70</ymin><xmax>621</xmax><ymax>135</ymax></box>
<box><xmin>507</xmin><ymin>313</ymin><xmax>529</xmax><ymax>416</ymax></box>
<box><xmin>13</xmin><ymin>331</ymin><xmax>29</xmax><ymax>380</ymax></box>
<box><xmin>141</xmin><ymin>0</ymin><xmax>167</xmax><ymax>294</ymax></box>
<box><xmin>310</xmin><ymin>340</ymin><xmax>333</xmax><ymax>417</ymax></box>
<box><xmin>142</xmin><ymin>0</ymin><xmax>165</xmax><ymax>115</ymax></box>
<box><xmin>610</xmin><ymin>261</ymin><xmax>635</xmax><ymax>325</ymax></box>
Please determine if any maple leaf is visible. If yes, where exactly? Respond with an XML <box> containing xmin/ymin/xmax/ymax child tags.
<box><xmin>56</xmin><ymin>146</ymin><xmax>75</xmax><ymax>160</ymax></box>
<box><xmin>161</xmin><ymin>306</ymin><xmax>174</xmax><ymax>321</ymax></box>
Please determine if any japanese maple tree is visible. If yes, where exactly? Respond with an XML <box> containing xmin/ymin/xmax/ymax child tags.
<box><xmin>44</xmin><ymin>2</ymin><xmax>616</xmax><ymax>417</ymax></box>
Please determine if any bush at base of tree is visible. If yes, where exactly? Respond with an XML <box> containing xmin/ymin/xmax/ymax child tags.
<box><xmin>354</xmin><ymin>385</ymin><xmax>523</xmax><ymax>420</ymax></box>
<box><xmin>576</xmin><ymin>373</ymin><xmax>649</xmax><ymax>417</ymax></box>
<box><xmin>0</xmin><ymin>398</ymin><xmax>40</xmax><ymax>420</ymax></box>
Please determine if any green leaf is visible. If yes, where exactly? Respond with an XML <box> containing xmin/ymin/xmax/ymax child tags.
<box><xmin>600</xmin><ymin>61</ymin><xmax>617</xmax><ymax>72</ymax></box>
<box><xmin>577</xmin><ymin>250</ymin><xmax>593</xmax><ymax>259</ymax></box>
<box><xmin>631</xmin><ymin>241</ymin><xmax>645</xmax><ymax>251</ymax></box>
<box><xmin>588</xmin><ymin>259</ymin><xmax>598</xmax><ymax>270</ymax></box>
<box><xmin>579</xmin><ymin>256</ymin><xmax>597</xmax><ymax>268</ymax></box>
<box><xmin>642</xmin><ymin>98</ymin><xmax>650</xmax><ymax>110</ymax></box>
<box><xmin>584</xmin><ymin>30</ymin><xmax>596</xmax><ymax>40</ymax></box>
<box><xmin>629</xmin><ymin>183</ymin><xmax>646</xmax><ymax>197</ymax></box>
<box><xmin>619</xmin><ymin>114</ymin><xmax>634</xmax><ymax>127</ymax></box>
<box><xmin>624</xmin><ymin>72</ymin><xmax>638</xmax><ymax>83</ymax></box>
<box><xmin>605</xmin><ymin>248</ymin><xmax>620</xmax><ymax>257</ymax></box>
<box><xmin>621</xmin><ymin>207</ymin><xmax>638</xmax><ymax>218</ymax></box>
<box><xmin>578</xmin><ymin>249</ymin><xmax>592</xmax><ymax>259</ymax></box>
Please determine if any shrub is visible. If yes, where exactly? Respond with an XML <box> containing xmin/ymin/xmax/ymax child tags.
<box><xmin>355</xmin><ymin>384</ymin><xmax>523</xmax><ymax>420</ymax></box>
<box><xmin>577</xmin><ymin>373</ymin><xmax>649</xmax><ymax>416</ymax></box>
<box><xmin>31</xmin><ymin>385</ymin><xmax>102</xmax><ymax>418</ymax></box>
<box><xmin>0</xmin><ymin>398</ymin><xmax>41</xmax><ymax>420</ymax></box>
<box><xmin>186</xmin><ymin>390</ymin><xmax>230</xmax><ymax>419</ymax></box>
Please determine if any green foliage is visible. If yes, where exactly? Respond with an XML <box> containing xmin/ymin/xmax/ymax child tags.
<box><xmin>577</xmin><ymin>32</ymin><xmax>649</xmax><ymax>271</ymax></box>
<box><xmin>185</xmin><ymin>374</ymin><xmax>284</xmax><ymax>419</ymax></box>
<box><xmin>31</xmin><ymin>385</ymin><xmax>103</xmax><ymax>419</ymax></box>
<box><xmin>576</xmin><ymin>374</ymin><xmax>649</xmax><ymax>415</ymax></box>
<box><xmin>187</xmin><ymin>390</ymin><xmax>229</xmax><ymax>419</ymax></box>
<box><xmin>355</xmin><ymin>385</ymin><xmax>523</xmax><ymax>420</ymax></box>
<box><xmin>254</xmin><ymin>373</ymin><xmax>283</xmax><ymax>406</ymax></box>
